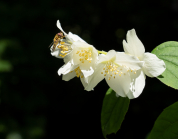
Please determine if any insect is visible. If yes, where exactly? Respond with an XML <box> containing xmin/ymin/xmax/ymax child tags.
<box><xmin>50</xmin><ymin>32</ymin><xmax>65</xmax><ymax>52</ymax></box>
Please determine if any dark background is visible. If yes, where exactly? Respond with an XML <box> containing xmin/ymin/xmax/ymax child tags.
<box><xmin>0</xmin><ymin>0</ymin><xmax>178</xmax><ymax>138</ymax></box>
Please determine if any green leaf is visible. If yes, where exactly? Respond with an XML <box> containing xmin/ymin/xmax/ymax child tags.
<box><xmin>101</xmin><ymin>88</ymin><xmax>130</xmax><ymax>139</ymax></box>
<box><xmin>152</xmin><ymin>41</ymin><xmax>178</xmax><ymax>89</ymax></box>
<box><xmin>0</xmin><ymin>60</ymin><xmax>12</xmax><ymax>72</ymax></box>
<box><xmin>148</xmin><ymin>101</ymin><xmax>178</xmax><ymax>139</ymax></box>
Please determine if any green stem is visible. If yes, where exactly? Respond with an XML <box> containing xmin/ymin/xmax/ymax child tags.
<box><xmin>98</xmin><ymin>50</ymin><xmax>107</xmax><ymax>55</ymax></box>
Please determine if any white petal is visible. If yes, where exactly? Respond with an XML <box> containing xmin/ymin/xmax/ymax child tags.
<box><xmin>98</xmin><ymin>54</ymin><xmax>109</xmax><ymax>63</ymax></box>
<box><xmin>58</xmin><ymin>62</ymin><xmax>77</xmax><ymax>76</ymax></box>
<box><xmin>80</xmin><ymin>76</ymin><xmax>88</xmax><ymax>88</ymax></box>
<box><xmin>106</xmin><ymin>50</ymin><xmax>117</xmax><ymax>58</ymax></box>
<box><xmin>98</xmin><ymin>50</ymin><xmax>116</xmax><ymax>63</ymax></box>
<box><xmin>127</xmin><ymin>70</ymin><xmax>145</xmax><ymax>99</ymax></box>
<box><xmin>64</xmin><ymin>53</ymin><xmax>72</xmax><ymax>63</ymax></box>
<box><xmin>85</xmin><ymin>63</ymin><xmax>105</xmax><ymax>91</ymax></box>
<box><xmin>142</xmin><ymin>53</ymin><xmax>166</xmax><ymax>77</ymax></box>
<box><xmin>67</xmin><ymin>32</ymin><xmax>86</xmax><ymax>43</ymax></box>
<box><xmin>116</xmin><ymin>52</ymin><xmax>144</xmax><ymax>70</ymax></box>
<box><xmin>62</xmin><ymin>71</ymin><xmax>76</xmax><ymax>81</ymax></box>
<box><xmin>81</xmin><ymin>66</ymin><xmax>94</xmax><ymax>80</ymax></box>
<box><xmin>105</xmin><ymin>70</ymin><xmax>131</xmax><ymax>98</ymax></box>
<box><xmin>123</xmin><ymin>29</ymin><xmax>145</xmax><ymax>57</ymax></box>
<box><xmin>91</xmin><ymin>45</ymin><xmax>99</xmax><ymax>63</ymax></box>
<box><xmin>58</xmin><ymin>62</ymin><xmax>72</xmax><ymax>76</ymax></box>
<box><xmin>56</xmin><ymin>20</ymin><xmax>67</xmax><ymax>35</ymax></box>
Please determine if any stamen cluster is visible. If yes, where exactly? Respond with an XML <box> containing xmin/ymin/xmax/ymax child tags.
<box><xmin>58</xmin><ymin>41</ymin><xmax>72</xmax><ymax>57</ymax></box>
<box><xmin>101</xmin><ymin>62</ymin><xmax>119</xmax><ymax>79</ymax></box>
<box><xmin>74</xmin><ymin>67</ymin><xmax>83</xmax><ymax>78</ymax></box>
<box><xmin>76</xmin><ymin>49</ymin><xmax>92</xmax><ymax>63</ymax></box>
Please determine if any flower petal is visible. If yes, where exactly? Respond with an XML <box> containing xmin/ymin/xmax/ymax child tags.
<box><xmin>58</xmin><ymin>62</ymin><xmax>71</xmax><ymax>76</ymax></box>
<box><xmin>58</xmin><ymin>62</ymin><xmax>77</xmax><ymax>76</ymax></box>
<box><xmin>98</xmin><ymin>50</ymin><xmax>116</xmax><ymax>63</ymax></box>
<box><xmin>105</xmin><ymin>69</ymin><xmax>131</xmax><ymax>98</ymax></box>
<box><xmin>85</xmin><ymin>63</ymin><xmax>105</xmax><ymax>91</ymax></box>
<box><xmin>142</xmin><ymin>53</ymin><xmax>166</xmax><ymax>77</ymax></box>
<box><xmin>64</xmin><ymin>54</ymin><xmax>73</xmax><ymax>64</ymax></box>
<box><xmin>127</xmin><ymin>70</ymin><xmax>145</xmax><ymax>99</ymax></box>
<box><xmin>67</xmin><ymin>32</ymin><xmax>86</xmax><ymax>43</ymax></box>
<box><xmin>80</xmin><ymin>76</ymin><xmax>88</xmax><ymax>88</ymax></box>
<box><xmin>62</xmin><ymin>71</ymin><xmax>76</xmax><ymax>81</ymax></box>
<box><xmin>116</xmin><ymin>52</ymin><xmax>144</xmax><ymax>70</ymax></box>
<box><xmin>98</xmin><ymin>54</ymin><xmax>109</xmax><ymax>63</ymax></box>
<box><xmin>57</xmin><ymin>20</ymin><xmax>67</xmax><ymax>35</ymax></box>
<box><xmin>81</xmin><ymin>66</ymin><xmax>94</xmax><ymax>81</ymax></box>
<box><xmin>123</xmin><ymin>29</ymin><xmax>145</xmax><ymax>57</ymax></box>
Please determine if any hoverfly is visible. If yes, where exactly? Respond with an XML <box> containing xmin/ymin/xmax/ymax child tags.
<box><xmin>50</xmin><ymin>32</ymin><xmax>65</xmax><ymax>52</ymax></box>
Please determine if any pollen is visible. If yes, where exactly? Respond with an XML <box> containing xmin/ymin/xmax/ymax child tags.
<box><xmin>58</xmin><ymin>41</ymin><xmax>72</xmax><ymax>58</ymax></box>
<box><xmin>76</xmin><ymin>49</ymin><xmax>93</xmax><ymax>64</ymax></box>
<box><xmin>73</xmin><ymin>67</ymin><xmax>83</xmax><ymax>78</ymax></box>
<box><xmin>60</xmin><ymin>41</ymin><xmax>65</xmax><ymax>44</ymax></box>
<box><xmin>101</xmin><ymin>61</ymin><xmax>127</xmax><ymax>80</ymax></box>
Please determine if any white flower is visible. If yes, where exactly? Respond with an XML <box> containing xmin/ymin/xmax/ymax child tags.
<box><xmin>123</xmin><ymin>29</ymin><xmax>166</xmax><ymax>98</ymax></box>
<box><xmin>85</xmin><ymin>50</ymin><xmax>144</xmax><ymax>98</ymax></box>
<box><xmin>58</xmin><ymin>41</ymin><xmax>98</xmax><ymax>88</ymax></box>
<box><xmin>51</xmin><ymin>20</ymin><xmax>86</xmax><ymax>58</ymax></box>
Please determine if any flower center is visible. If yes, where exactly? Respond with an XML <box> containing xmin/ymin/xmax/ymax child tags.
<box><xmin>101</xmin><ymin>61</ymin><xmax>137</xmax><ymax>80</ymax></box>
<box><xmin>76</xmin><ymin>49</ymin><xmax>92</xmax><ymax>63</ymax></box>
<box><xmin>58</xmin><ymin>41</ymin><xmax>72</xmax><ymax>58</ymax></box>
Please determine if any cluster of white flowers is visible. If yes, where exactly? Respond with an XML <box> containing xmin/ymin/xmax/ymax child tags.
<box><xmin>50</xmin><ymin>20</ymin><xmax>166</xmax><ymax>99</ymax></box>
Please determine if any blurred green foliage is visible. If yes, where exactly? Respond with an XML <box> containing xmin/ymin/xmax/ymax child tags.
<box><xmin>0</xmin><ymin>40</ymin><xmax>12</xmax><ymax>72</ymax></box>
